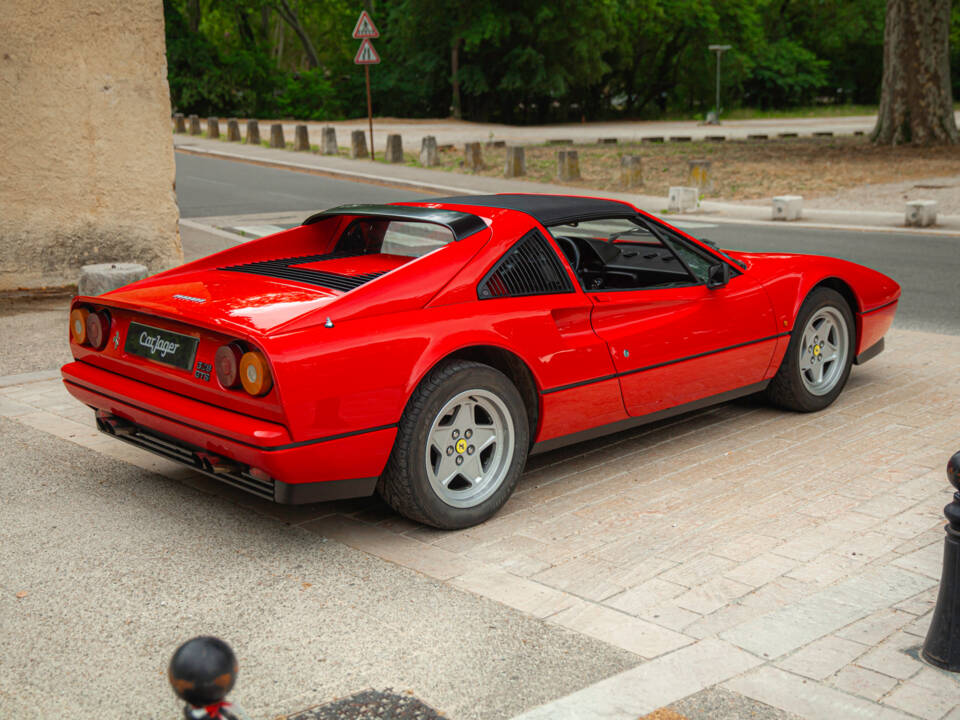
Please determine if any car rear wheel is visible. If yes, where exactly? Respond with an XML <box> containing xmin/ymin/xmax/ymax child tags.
<box><xmin>378</xmin><ymin>359</ymin><xmax>529</xmax><ymax>529</ymax></box>
<box><xmin>765</xmin><ymin>287</ymin><xmax>855</xmax><ymax>412</ymax></box>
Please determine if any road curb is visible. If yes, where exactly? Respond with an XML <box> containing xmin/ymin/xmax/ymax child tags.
<box><xmin>175</xmin><ymin>145</ymin><xmax>484</xmax><ymax>196</ymax></box>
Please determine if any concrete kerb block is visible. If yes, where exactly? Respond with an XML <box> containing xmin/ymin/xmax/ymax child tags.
<box><xmin>269</xmin><ymin>123</ymin><xmax>285</xmax><ymax>149</ymax></box>
<box><xmin>226</xmin><ymin>119</ymin><xmax>241</xmax><ymax>142</ymax></box>
<box><xmin>668</xmin><ymin>186</ymin><xmax>699</xmax><ymax>213</ymax></box>
<box><xmin>385</xmin><ymin>134</ymin><xmax>403</xmax><ymax>163</ymax></box>
<box><xmin>773</xmin><ymin>195</ymin><xmax>803</xmax><ymax>221</ymax></box>
<box><xmin>504</xmin><ymin>146</ymin><xmax>525</xmax><ymax>178</ymax></box>
<box><xmin>188</xmin><ymin>114</ymin><xmax>201</xmax><ymax>135</ymax></box>
<box><xmin>246</xmin><ymin>120</ymin><xmax>260</xmax><ymax>145</ymax></box>
<box><xmin>78</xmin><ymin>263</ymin><xmax>148</xmax><ymax>296</ymax></box>
<box><xmin>420</xmin><ymin>136</ymin><xmax>439</xmax><ymax>167</ymax></box>
<box><xmin>906</xmin><ymin>200</ymin><xmax>938</xmax><ymax>227</ymax></box>
<box><xmin>464</xmin><ymin>142</ymin><xmax>482</xmax><ymax>170</ymax></box>
<box><xmin>350</xmin><ymin>130</ymin><xmax>369</xmax><ymax>159</ymax></box>
<box><xmin>321</xmin><ymin>126</ymin><xmax>337</xmax><ymax>155</ymax></box>
<box><xmin>620</xmin><ymin>155</ymin><xmax>642</xmax><ymax>188</ymax></box>
<box><xmin>206</xmin><ymin>117</ymin><xmax>220</xmax><ymax>139</ymax></box>
<box><xmin>557</xmin><ymin>149</ymin><xmax>580</xmax><ymax>181</ymax></box>
<box><xmin>173</xmin><ymin>113</ymin><xmax>186</xmax><ymax>133</ymax></box>
<box><xmin>687</xmin><ymin>159</ymin><xmax>713</xmax><ymax>193</ymax></box>
<box><xmin>293</xmin><ymin>124</ymin><xmax>310</xmax><ymax>151</ymax></box>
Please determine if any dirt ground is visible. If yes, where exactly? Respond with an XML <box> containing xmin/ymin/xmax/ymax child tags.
<box><xmin>414</xmin><ymin>136</ymin><xmax>960</xmax><ymax>204</ymax></box>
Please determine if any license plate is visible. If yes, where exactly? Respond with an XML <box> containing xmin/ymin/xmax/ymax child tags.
<box><xmin>124</xmin><ymin>322</ymin><xmax>199</xmax><ymax>370</ymax></box>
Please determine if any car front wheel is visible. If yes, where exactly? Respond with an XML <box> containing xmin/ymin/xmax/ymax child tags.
<box><xmin>766</xmin><ymin>287</ymin><xmax>855</xmax><ymax>412</ymax></box>
<box><xmin>378</xmin><ymin>359</ymin><xmax>529</xmax><ymax>529</ymax></box>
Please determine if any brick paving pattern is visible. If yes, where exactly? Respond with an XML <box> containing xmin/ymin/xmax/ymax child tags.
<box><xmin>5</xmin><ymin>327</ymin><xmax>960</xmax><ymax>719</ymax></box>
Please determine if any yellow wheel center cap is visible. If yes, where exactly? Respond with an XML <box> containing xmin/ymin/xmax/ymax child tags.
<box><xmin>813</xmin><ymin>345</ymin><xmax>821</xmax><ymax>356</ymax></box>
<box><xmin>456</xmin><ymin>438</ymin><xmax>467</xmax><ymax>454</ymax></box>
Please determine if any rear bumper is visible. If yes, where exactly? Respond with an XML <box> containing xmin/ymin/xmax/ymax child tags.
<box><xmin>61</xmin><ymin>360</ymin><xmax>395</xmax><ymax>503</ymax></box>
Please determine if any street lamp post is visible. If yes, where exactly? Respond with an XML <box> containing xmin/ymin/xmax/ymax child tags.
<box><xmin>708</xmin><ymin>44</ymin><xmax>732</xmax><ymax>124</ymax></box>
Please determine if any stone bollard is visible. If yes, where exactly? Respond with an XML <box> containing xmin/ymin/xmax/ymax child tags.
<box><xmin>246</xmin><ymin>120</ymin><xmax>260</xmax><ymax>145</ymax></box>
<box><xmin>226</xmin><ymin>118</ymin><xmax>241</xmax><ymax>142</ymax></box>
<box><xmin>772</xmin><ymin>195</ymin><xmax>803</xmax><ymax>221</ymax></box>
<box><xmin>620</xmin><ymin>155</ymin><xmax>642</xmax><ymax>188</ymax></box>
<box><xmin>321</xmin><ymin>126</ymin><xmax>337</xmax><ymax>155</ymax></box>
<box><xmin>270</xmin><ymin>123</ymin><xmax>285</xmax><ymax>149</ymax></box>
<box><xmin>173</xmin><ymin>113</ymin><xmax>186</xmax><ymax>133</ymax></box>
<box><xmin>206</xmin><ymin>117</ymin><xmax>220</xmax><ymax>139</ymax></box>
<box><xmin>385</xmin><ymin>134</ymin><xmax>403</xmax><ymax>162</ymax></box>
<box><xmin>922</xmin><ymin>451</ymin><xmax>960</xmax><ymax>671</ymax></box>
<box><xmin>351</xmin><ymin>129</ymin><xmax>369</xmax><ymax>159</ymax></box>
<box><xmin>78</xmin><ymin>263</ymin><xmax>148</xmax><ymax>296</ymax></box>
<box><xmin>557</xmin><ymin>150</ymin><xmax>580</xmax><ymax>181</ymax></box>
<box><xmin>906</xmin><ymin>200</ymin><xmax>938</xmax><ymax>227</ymax></box>
<box><xmin>188</xmin><ymin>114</ymin><xmax>201</xmax><ymax>135</ymax></box>
<box><xmin>420</xmin><ymin>136</ymin><xmax>438</xmax><ymax>167</ymax></box>
<box><xmin>504</xmin><ymin>146</ymin><xmax>525</xmax><ymax>178</ymax></box>
<box><xmin>464</xmin><ymin>142</ymin><xmax>483</xmax><ymax>170</ymax></box>
<box><xmin>293</xmin><ymin>124</ymin><xmax>310</xmax><ymax>151</ymax></box>
<box><xmin>668</xmin><ymin>187</ymin><xmax>698</xmax><ymax>213</ymax></box>
<box><xmin>687</xmin><ymin>159</ymin><xmax>712</xmax><ymax>193</ymax></box>
<box><xmin>169</xmin><ymin>636</ymin><xmax>244</xmax><ymax>719</ymax></box>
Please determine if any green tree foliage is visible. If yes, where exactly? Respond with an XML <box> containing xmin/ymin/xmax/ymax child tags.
<box><xmin>165</xmin><ymin>0</ymin><xmax>945</xmax><ymax>123</ymax></box>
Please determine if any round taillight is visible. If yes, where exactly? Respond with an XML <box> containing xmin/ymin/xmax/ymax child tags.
<box><xmin>70</xmin><ymin>308</ymin><xmax>90</xmax><ymax>345</ymax></box>
<box><xmin>215</xmin><ymin>343</ymin><xmax>244</xmax><ymax>389</ymax></box>
<box><xmin>239</xmin><ymin>351</ymin><xmax>272</xmax><ymax>396</ymax></box>
<box><xmin>85</xmin><ymin>310</ymin><xmax>110</xmax><ymax>350</ymax></box>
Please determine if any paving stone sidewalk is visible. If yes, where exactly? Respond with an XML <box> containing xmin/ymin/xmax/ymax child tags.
<box><xmin>4</xmin><ymin>328</ymin><xmax>960</xmax><ymax>718</ymax></box>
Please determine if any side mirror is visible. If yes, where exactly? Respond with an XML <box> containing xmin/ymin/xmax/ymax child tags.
<box><xmin>706</xmin><ymin>263</ymin><xmax>730</xmax><ymax>289</ymax></box>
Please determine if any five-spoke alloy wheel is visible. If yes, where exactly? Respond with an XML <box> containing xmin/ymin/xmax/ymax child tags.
<box><xmin>379</xmin><ymin>359</ymin><xmax>529</xmax><ymax>529</ymax></box>
<box><xmin>766</xmin><ymin>287</ymin><xmax>855</xmax><ymax>412</ymax></box>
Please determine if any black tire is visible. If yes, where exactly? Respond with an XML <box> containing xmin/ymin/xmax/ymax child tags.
<box><xmin>378</xmin><ymin>359</ymin><xmax>529</xmax><ymax>529</ymax></box>
<box><xmin>765</xmin><ymin>287</ymin><xmax>855</xmax><ymax>412</ymax></box>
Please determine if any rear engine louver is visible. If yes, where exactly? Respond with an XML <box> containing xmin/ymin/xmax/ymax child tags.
<box><xmin>220</xmin><ymin>253</ymin><xmax>384</xmax><ymax>292</ymax></box>
<box><xmin>478</xmin><ymin>230</ymin><xmax>574</xmax><ymax>299</ymax></box>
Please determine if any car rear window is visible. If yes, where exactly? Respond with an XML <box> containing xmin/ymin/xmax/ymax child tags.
<box><xmin>335</xmin><ymin>218</ymin><xmax>455</xmax><ymax>258</ymax></box>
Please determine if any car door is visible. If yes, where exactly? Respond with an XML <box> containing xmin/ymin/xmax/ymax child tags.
<box><xmin>590</xmin><ymin>273</ymin><xmax>778</xmax><ymax>417</ymax></box>
<box><xmin>547</xmin><ymin>214</ymin><xmax>779</xmax><ymax>418</ymax></box>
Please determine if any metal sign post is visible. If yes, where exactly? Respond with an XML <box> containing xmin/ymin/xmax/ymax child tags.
<box><xmin>707</xmin><ymin>44</ymin><xmax>732</xmax><ymax>125</ymax></box>
<box><xmin>353</xmin><ymin>11</ymin><xmax>380</xmax><ymax>160</ymax></box>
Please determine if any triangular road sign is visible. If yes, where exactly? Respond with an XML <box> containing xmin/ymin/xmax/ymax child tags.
<box><xmin>354</xmin><ymin>38</ymin><xmax>381</xmax><ymax>65</ymax></box>
<box><xmin>352</xmin><ymin>10</ymin><xmax>379</xmax><ymax>39</ymax></box>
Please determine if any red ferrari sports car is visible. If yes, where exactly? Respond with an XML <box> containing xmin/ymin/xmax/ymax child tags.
<box><xmin>62</xmin><ymin>194</ymin><xmax>899</xmax><ymax>528</ymax></box>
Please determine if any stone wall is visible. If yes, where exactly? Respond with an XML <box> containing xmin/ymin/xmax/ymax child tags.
<box><xmin>0</xmin><ymin>0</ymin><xmax>182</xmax><ymax>292</ymax></box>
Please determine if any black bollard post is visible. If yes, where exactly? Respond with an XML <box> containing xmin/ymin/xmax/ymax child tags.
<box><xmin>922</xmin><ymin>451</ymin><xmax>960</xmax><ymax>671</ymax></box>
<box><xmin>169</xmin><ymin>636</ymin><xmax>245</xmax><ymax>719</ymax></box>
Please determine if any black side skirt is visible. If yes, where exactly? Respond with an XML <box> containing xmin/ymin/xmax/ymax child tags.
<box><xmin>531</xmin><ymin>380</ymin><xmax>770</xmax><ymax>455</ymax></box>
<box><xmin>854</xmin><ymin>338</ymin><xmax>884</xmax><ymax>365</ymax></box>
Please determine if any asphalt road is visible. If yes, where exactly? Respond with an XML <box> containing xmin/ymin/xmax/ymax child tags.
<box><xmin>175</xmin><ymin>151</ymin><xmax>960</xmax><ymax>335</ymax></box>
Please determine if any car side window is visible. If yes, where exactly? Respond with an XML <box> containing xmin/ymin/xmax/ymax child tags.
<box><xmin>546</xmin><ymin>217</ymin><xmax>697</xmax><ymax>291</ymax></box>
<box><xmin>658</xmin><ymin>231</ymin><xmax>715</xmax><ymax>284</ymax></box>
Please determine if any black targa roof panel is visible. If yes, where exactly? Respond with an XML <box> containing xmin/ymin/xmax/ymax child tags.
<box><xmin>423</xmin><ymin>194</ymin><xmax>638</xmax><ymax>226</ymax></box>
<box><xmin>303</xmin><ymin>204</ymin><xmax>488</xmax><ymax>242</ymax></box>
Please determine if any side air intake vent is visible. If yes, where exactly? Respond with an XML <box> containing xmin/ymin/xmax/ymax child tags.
<box><xmin>478</xmin><ymin>230</ymin><xmax>574</xmax><ymax>299</ymax></box>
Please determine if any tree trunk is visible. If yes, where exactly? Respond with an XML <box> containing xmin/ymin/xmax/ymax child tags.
<box><xmin>273</xmin><ymin>0</ymin><xmax>321</xmax><ymax>70</ymax></box>
<box><xmin>187</xmin><ymin>0</ymin><xmax>200</xmax><ymax>33</ymax></box>
<box><xmin>872</xmin><ymin>0</ymin><xmax>958</xmax><ymax>145</ymax></box>
<box><xmin>451</xmin><ymin>37</ymin><xmax>462</xmax><ymax>119</ymax></box>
